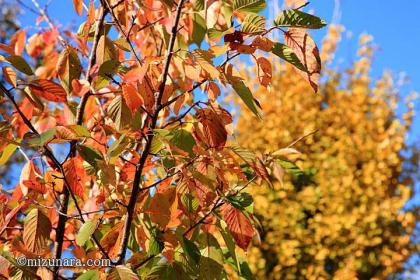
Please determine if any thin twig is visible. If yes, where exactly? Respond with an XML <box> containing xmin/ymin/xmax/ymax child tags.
<box><xmin>30</xmin><ymin>0</ymin><xmax>67</xmax><ymax>46</ymax></box>
<box><xmin>115</xmin><ymin>0</ymin><xmax>186</xmax><ymax>265</ymax></box>
<box><xmin>286</xmin><ymin>129</ymin><xmax>318</xmax><ymax>148</ymax></box>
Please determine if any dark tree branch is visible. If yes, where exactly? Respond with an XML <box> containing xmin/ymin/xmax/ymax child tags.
<box><xmin>115</xmin><ymin>0</ymin><xmax>186</xmax><ymax>264</ymax></box>
<box><xmin>0</xmin><ymin>83</ymin><xmax>114</xmax><ymax>270</ymax></box>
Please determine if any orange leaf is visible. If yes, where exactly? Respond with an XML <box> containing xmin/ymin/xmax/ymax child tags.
<box><xmin>44</xmin><ymin>170</ymin><xmax>64</xmax><ymax>192</ymax></box>
<box><xmin>207</xmin><ymin>82</ymin><xmax>220</xmax><ymax>101</ymax></box>
<box><xmin>146</xmin><ymin>187</ymin><xmax>179</xmax><ymax>230</ymax></box>
<box><xmin>195</xmin><ymin>108</ymin><xmax>228</xmax><ymax>150</ymax></box>
<box><xmin>251</xmin><ymin>36</ymin><xmax>274</xmax><ymax>52</ymax></box>
<box><xmin>10</xmin><ymin>30</ymin><xmax>26</xmax><ymax>55</ymax></box>
<box><xmin>72</xmin><ymin>0</ymin><xmax>83</xmax><ymax>16</ymax></box>
<box><xmin>284</xmin><ymin>28</ymin><xmax>321</xmax><ymax>92</ymax></box>
<box><xmin>257</xmin><ymin>57</ymin><xmax>272</xmax><ymax>87</ymax></box>
<box><xmin>122</xmin><ymin>83</ymin><xmax>143</xmax><ymax>114</ymax></box>
<box><xmin>2</xmin><ymin>66</ymin><xmax>17</xmax><ymax>87</ymax></box>
<box><xmin>222</xmin><ymin>204</ymin><xmax>254</xmax><ymax>250</ymax></box>
<box><xmin>63</xmin><ymin>158</ymin><xmax>85</xmax><ymax>197</ymax></box>
<box><xmin>19</xmin><ymin>160</ymin><xmax>46</xmax><ymax>195</ymax></box>
<box><xmin>100</xmin><ymin>222</ymin><xmax>123</xmax><ymax>259</ymax></box>
<box><xmin>29</xmin><ymin>79</ymin><xmax>67</xmax><ymax>102</ymax></box>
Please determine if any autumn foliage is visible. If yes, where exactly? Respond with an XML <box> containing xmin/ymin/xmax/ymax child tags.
<box><xmin>0</xmin><ymin>0</ymin><xmax>328</xmax><ymax>279</ymax></box>
<box><xmin>236</xmin><ymin>26</ymin><xmax>419</xmax><ymax>279</ymax></box>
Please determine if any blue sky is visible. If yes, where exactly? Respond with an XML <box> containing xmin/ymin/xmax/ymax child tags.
<box><xmin>12</xmin><ymin>0</ymin><xmax>420</xmax><ymax>204</ymax></box>
<box><xmin>17</xmin><ymin>0</ymin><xmax>420</xmax><ymax>139</ymax></box>
<box><xmin>9</xmin><ymin>0</ymin><xmax>420</xmax><ymax>274</ymax></box>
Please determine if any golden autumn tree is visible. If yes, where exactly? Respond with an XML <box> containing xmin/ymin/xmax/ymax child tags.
<box><xmin>236</xmin><ymin>25</ymin><xmax>418</xmax><ymax>279</ymax></box>
<box><xmin>0</xmin><ymin>0</ymin><xmax>327</xmax><ymax>279</ymax></box>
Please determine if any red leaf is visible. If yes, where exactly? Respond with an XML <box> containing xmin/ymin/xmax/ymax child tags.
<box><xmin>284</xmin><ymin>28</ymin><xmax>321</xmax><ymax>92</ymax></box>
<box><xmin>63</xmin><ymin>157</ymin><xmax>85</xmax><ymax>197</ymax></box>
<box><xmin>222</xmin><ymin>204</ymin><xmax>254</xmax><ymax>250</ymax></box>
<box><xmin>29</xmin><ymin>79</ymin><xmax>67</xmax><ymax>102</ymax></box>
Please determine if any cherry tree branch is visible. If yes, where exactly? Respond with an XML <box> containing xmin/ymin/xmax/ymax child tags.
<box><xmin>0</xmin><ymin>84</ymin><xmax>113</xmax><ymax>266</ymax></box>
<box><xmin>115</xmin><ymin>0</ymin><xmax>186</xmax><ymax>265</ymax></box>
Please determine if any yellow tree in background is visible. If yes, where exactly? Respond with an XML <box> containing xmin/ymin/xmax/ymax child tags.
<box><xmin>236</xmin><ymin>26</ymin><xmax>418</xmax><ymax>279</ymax></box>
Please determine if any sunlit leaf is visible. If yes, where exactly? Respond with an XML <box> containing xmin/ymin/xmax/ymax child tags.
<box><xmin>29</xmin><ymin>79</ymin><xmax>67</xmax><ymax>102</ymax></box>
<box><xmin>6</xmin><ymin>55</ymin><xmax>33</xmax><ymax>75</ymax></box>
<box><xmin>23</xmin><ymin>208</ymin><xmax>51</xmax><ymax>254</ymax></box>
<box><xmin>274</xmin><ymin>9</ymin><xmax>327</xmax><ymax>29</ymax></box>
<box><xmin>76</xmin><ymin>219</ymin><xmax>98</xmax><ymax>246</ymax></box>
<box><xmin>233</xmin><ymin>0</ymin><xmax>266</xmax><ymax>13</ymax></box>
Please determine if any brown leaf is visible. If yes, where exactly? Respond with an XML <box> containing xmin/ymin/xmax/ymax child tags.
<box><xmin>251</xmin><ymin>36</ymin><xmax>274</xmax><ymax>52</ymax></box>
<box><xmin>29</xmin><ymin>79</ymin><xmax>67</xmax><ymax>102</ymax></box>
<box><xmin>195</xmin><ymin>108</ymin><xmax>229</xmax><ymax>150</ymax></box>
<box><xmin>222</xmin><ymin>204</ymin><xmax>254</xmax><ymax>250</ymax></box>
<box><xmin>284</xmin><ymin>28</ymin><xmax>321</xmax><ymax>92</ymax></box>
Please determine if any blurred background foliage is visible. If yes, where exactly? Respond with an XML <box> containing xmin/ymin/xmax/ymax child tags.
<box><xmin>235</xmin><ymin>25</ymin><xmax>419</xmax><ymax>279</ymax></box>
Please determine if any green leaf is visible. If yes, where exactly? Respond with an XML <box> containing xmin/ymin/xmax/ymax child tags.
<box><xmin>108</xmin><ymin>135</ymin><xmax>131</xmax><ymax>162</ymax></box>
<box><xmin>96</xmin><ymin>35</ymin><xmax>117</xmax><ymax>65</ymax></box>
<box><xmin>233</xmin><ymin>0</ymin><xmax>266</xmax><ymax>13</ymax></box>
<box><xmin>24</xmin><ymin>128</ymin><xmax>56</xmax><ymax>146</ymax></box>
<box><xmin>76</xmin><ymin>219</ymin><xmax>98</xmax><ymax>246</ymax></box>
<box><xmin>56</xmin><ymin>47</ymin><xmax>82</xmax><ymax>93</ymax></box>
<box><xmin>108</xmin><ymin>265</ymin><xmax>139</xmax><ymax>280</ymax></box>
<box><xmin>6</xmin><ymin>55</ymin><xmax>33</xmax><ymax>75</ymax></box>
<box><xmin>271</xmin><ymin>42</ymin><xmax>307</xmax><ymax>72</ymax></box>
<box><xmin>182</xmin><ymin>237</ymin><xmax>201</xmax><ymax>265</ymax></box>
<box><xmin>276</xmin><ymin>159</ymin><xmax>303</xmax><ymax>176</ymax></box>
<box><xmin>147</xmin><ymin>262</ymin><xmax>189</xmax><ymax>280</ymax></box>
<box><xmin>198</xmin><ymin>257</ymin><xmax>225</xmax><ymax>280</ymax></box>
<box><xmin>95</xmin><ymin>59</ymin><xmax>120</xmax><ymax>89</ymax></box>
<box><xmin>78</xmin><ymin>144</ymin><xmax>104</xmax><ymax>168</ymax></box>
<box><xmin>239</xmin><ymin>259</ymin><xmax>255</xmax><ymax>280</ymax></box>
<box><xmin>67</xmin><ymin>125</ymin><xmax>91</xmax><ymax>138</ymax></box>
<box><xmin>148</xmin><ymin>229</ymin><xmax>164</xmax><ymax>256</ymax></box>
<box><xmin>207</xmin><ymin>28</ymin><xmax>232</xmax><ymax>41</ymax></box>
<box><xmin>192</xmin><ymin>13</ymin><xmax>206</xmax><ymax>47</ymax></box>
<box><xmin>219</xmin><ymin>221</ymin><xmax>240</xmax><ymax>272</ymax></box>
<box><xmin>181</xmin><ymin>194</ymin><xmax>199</xmax><ymax>213</ymax></box>
<box><xmin>0</xmin><ymin>140</ymin><xmax>20</xmax><ymax>165</ymax></box>
<box><xmin>76</xmin><ymin>270</ymin><xmax>99</xmax><ymax>280</ymax></box>
<box><xmin>241</xmin><ymin>13</ymin><xmax>266</xmax><ymax>34</ymax></box>
<box><xmin>108</xmin><ymin>95</ymin><xmax>133</xmax><ymax>131</ymax></box>
<box><xmin>114</xmin><ymin>37</ymin><xmax>131</xmax><ymax>52</ymax></box>
<box><xmin>227</xmin><ymin>193</ymin><xmax>253</xmax><ymax>210</ymax></box>
<box><xmin>230</xmin><ymin>80</ymin><xmax>261</xmax><ymax>118</ymax></box>
<box><xmin>274</xmin><ymin>9</ymin><xmax>327</xmax><ymax>29</ymax></box>
<box><xmin>23</xmin><ymin>208</ymin><xmax>52</xmax><ymax>254</ymax></box>
<box><xmin>230</xmin><ymin>143</ymin><xmax>256</xmax><ymax>162</ymax></box>
<box><xmin>170</xmin><ymin>129</ymin><xmax>196</xmax><ymax>155</ymax></box>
